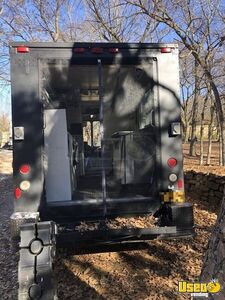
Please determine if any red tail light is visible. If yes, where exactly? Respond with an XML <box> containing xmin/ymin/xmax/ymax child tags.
<box><xmin>91</xmin><ymin>47</ymin><xmax>103</xmax><ymax>54</ymax></box>
<box><xmin>167</xmin><ymin>158</ymin><xmax>177</xmax><ymax>168</ymax></box>
<box><xmin>20</xmin><ymin>164</ymin><xmax>30</xmax><ymax>174</ymax></box>
<box><xmin>15</xmin><ymin>188</ymin><xmax>22</xmax><ymax>199</ymax></box>
<box><xmin>16</xmin><ymin>46</ymin><xmax>30</xmax><ymax>53</ymax></box>
<box><xmin>161</xmin><ymin>47</ymin><xmax>172</xmax><ymax>53</ymax></box>
<box><xmin>73</xmin><ymin>47</ymin><xmax>85</xmax><ymax>53</ymax></box>
<box><xmin>108</xmin><ymin>48</ymin><xmax>119</xmax><ymax>53</ymax></box>
<box><xmin>177</xmin><ymin>179</ymin><xmax>183</xmax><ymax>189</ymax></box>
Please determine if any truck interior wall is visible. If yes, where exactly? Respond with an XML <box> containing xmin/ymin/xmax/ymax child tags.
<box><xmin>44</xmin><ymin>109</ymin><xmax>72</xmax><ymax>202</ymax></box>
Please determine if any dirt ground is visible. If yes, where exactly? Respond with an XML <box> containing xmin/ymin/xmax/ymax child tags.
<box><xmin>183</xmin><ymin>142</ymin><xmax>225</xmax><ymax>176</ymax></box>
<box><xmin>0</xmin><ymin>147</ymin><xmax>220</xmax><ymax>299</ymax></box>
<box><xmin>0</xmin><ymin>150</ymin><xmax>18</xmax><ymax>300</ymax></box>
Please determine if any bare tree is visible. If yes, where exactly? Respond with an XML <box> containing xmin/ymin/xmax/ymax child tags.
<box><xmin>180</xmin><ymin>50</ymin><xmax>195</xmax><ymax>142</ymax></box>
<box><xmin>85</xmin><ymin>0</ymin><xmax>170</xmax><ymax>42</ymax></box>
<box><xmin>123</xmin><ymin>0</ymin><xmax>225</xmax><ymax>164</ymax></box>
<box><xmin>0</xmin><ymin>0</ymin><xmax>87</xmax><ymax>43</ymax></box>
<box><xmin>189</xmin><ymin>60</ymin><xmax>202</xmax><ymax>156</ymax></box>
<box><xmin>0</xmin><ymin>112</ymin><xmax>10</xmax><ymax>132</ymax></box>
<box><xmin>0</xmin><ymin>0</ymin><xmax>96</xmax><ymax>83</ymax></box>
<box><xmin>199</xmin><ymin>94</ymin><xmax>208</xmax><ymax>165</ymax></box>
<box><xmin>206</xmin><ymin>88</ymin><xmax>215</xmax><ymax>165</ymax></box>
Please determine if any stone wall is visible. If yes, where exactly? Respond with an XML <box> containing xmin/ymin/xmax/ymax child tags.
<box><xmin>184</xmin><ymin>171</ymin><xmax>225</xmax><ymax>206</ymax></box>
<box><xmin>185</xmin><ymin>171</ymin><xmax>225</xmax><ymax>299</ymax></box>
<box><xmin>199</xmin><ymin>183</ymin><xmax>225</xmax><ymax>300</ymax></box>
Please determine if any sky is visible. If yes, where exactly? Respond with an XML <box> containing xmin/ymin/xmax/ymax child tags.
<box><xmin>0</xmin><ymin>84</ymin><xmax>11</xmax><ymax>118</ymax></box>
<box><xmin>0</xmin><ymin>1</ymin><xmax>184</xmax><ymax>118</ymax></box>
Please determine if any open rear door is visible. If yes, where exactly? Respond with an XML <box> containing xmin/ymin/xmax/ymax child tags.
<box><xmin>102</xmin><ymin>58</ymin><xmax>159</xmax><ymax>211</ymax></box>
<box><xmin>40</xmin><ymin>55</ymin><xmax>160</xmax><ymax>217</ymax></box>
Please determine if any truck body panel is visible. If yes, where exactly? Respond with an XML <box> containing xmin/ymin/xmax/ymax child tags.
<box><xmin>10</xmin><ymin>42</ymin><xmax>195</xmax><ymax>300</ymax></box>
<box><xmin>10</xmin><ymin>42</ymin><xmax>184</xmax><ymax>222</ymax></box>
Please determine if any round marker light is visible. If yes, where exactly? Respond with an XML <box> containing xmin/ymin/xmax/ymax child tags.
<box><xmin>20</xmin><ymin>180</ymin><xmax>31</xmax><ymax>191</ymax></box>
<box><xmin>167</xmin><ymin>158</ymin><xmax>177</xmax><ymax>168</ymax></box>
<box><xmin>20</xmin><ymin>164</ymin><xmax>30</xmax><ymax>174</ymax></box>
<box><xmin>169</xmin><ymin>173</ymin><xmax>178</xmax><ymax>182</ymax></box>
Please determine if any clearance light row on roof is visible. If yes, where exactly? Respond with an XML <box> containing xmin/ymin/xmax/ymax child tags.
<box><xmin>16</xmin><ymin>46</ymin><xmax>173</xmax><ymax>54</ymax></box>
<box><xmin>74</xmin><ymin>47</ymin><xmax>173</xmax><ymax>54</ymax></box>
<box><xmin>73</xmin><ymin>47</ymin><xmax>120</xmax><ymax>54</ymax></box>
<box><xmin>16</xmin><ymin>46</ymin><xmax>120</xmax><ymax>54</ymax></box>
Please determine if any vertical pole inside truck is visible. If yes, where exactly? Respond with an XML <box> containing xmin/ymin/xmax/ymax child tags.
<box><xmin>98</xmin><ymin>59</ymin><xmax>107</xmax><ymax>217</ymax></box>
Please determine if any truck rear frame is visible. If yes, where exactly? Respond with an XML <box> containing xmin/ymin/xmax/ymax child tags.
<box><xmin>10</xmin><ymin>42</ymin><xmax>194</xmax><ymax>299</ymax></box>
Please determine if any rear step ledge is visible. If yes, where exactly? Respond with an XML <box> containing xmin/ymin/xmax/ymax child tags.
<box><xmin>47</xmin><ymin>196</ymin><xmax>155</xmax><ymax>206</ymax></box>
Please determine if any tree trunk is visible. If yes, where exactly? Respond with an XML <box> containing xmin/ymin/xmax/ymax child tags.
<box><xmin>199</xmin><ymin>95</ymin><xmax>208</xmax><ymax>165</ymax></box>
<box><xmin>200</xmin><ymin>124</ymin><xmax>204</xmax><ymax>165</ymax></box>
<box><xmin>200</xmin><ymin>188</ymin><xmax>225</xmax><ymax>299</ymax></box>
<box><xmin>181</xmin><ymin>87</ymin><xmax>190</xmax><ymax>143</ymax></box>
<box><xmin>206</xmin><ymin>104</ymin><xmax>214</xmax><ymax>165</ymax></box>
<box><xmin>203</xmin><ymin>69</ymin><xmax>225</xmax><ymax>165</ymax></box>
<box><xmin>219</xmin><ymin>137</ymin><xmax>223</xmax><ymax>166</ymax></box>
<box><xmin>183</xmin><ymin>104</ymin><xmax>190</xmax><ymax>143</ymax></box>
<box><xmin>206</xmin><ymin>130</ymin><xmax>213</xmax><ymax>166</ymax></box>
<box><xmin>184</xmin><ymin>125</ymin><xmax>189</xmax><ymax>143</ymax></box>
<box><xmin>217</xmin><ymin>122</ymin><xmax>223</xmax><ymax>166</ymax></box>
<box><xmin>189</xmin><ymin>60</ymin><xmax>200</xmax><ymax>156</ymax></box>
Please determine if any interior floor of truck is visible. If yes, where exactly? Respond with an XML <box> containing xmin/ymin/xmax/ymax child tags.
<box><xmin>73</xmin><ymin>174</ymin><xmax>153</xmax><ymax>200</ymax></box>
<box><xmin>73</xmin><ymin>175</ymin><xmax>102</xmax><ymax>200</ymax></box>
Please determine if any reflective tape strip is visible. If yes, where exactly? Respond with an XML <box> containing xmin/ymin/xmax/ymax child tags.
<box><xmin>161</xmin><ymin>191</ymin><xmax>185</xmax><ymax>203</ymax></box>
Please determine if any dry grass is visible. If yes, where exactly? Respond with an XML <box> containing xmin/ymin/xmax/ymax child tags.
<box><xmin>183</xmin><ymin>142</ymin><xmax>225</xmax><ymax>176</ymax></box>
<box><xmin>0</xmin><ymin>150</ymin><xmax>12</xmax><ymax>175</ymax></box>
